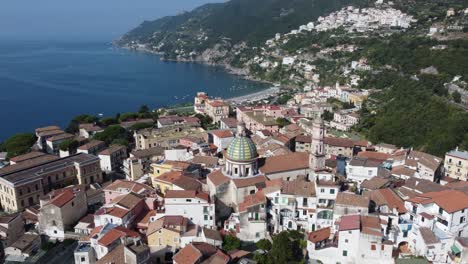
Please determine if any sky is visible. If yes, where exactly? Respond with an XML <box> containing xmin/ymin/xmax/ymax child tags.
<box><xmin>0</xmin><ymin>0</ymin><xmax>223</xmax><ymax>41</ymax></box>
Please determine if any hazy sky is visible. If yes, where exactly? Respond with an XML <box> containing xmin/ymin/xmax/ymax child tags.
<box><xmin>0</xmin><ymin>0</ymin><xmax>223</xmax><ymax>41</ymax></box>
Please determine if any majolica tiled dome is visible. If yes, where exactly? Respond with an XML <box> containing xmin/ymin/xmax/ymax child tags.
<box><xmin>226</xmin><ymin>136</ymin><xmax>258</xmax><ymax>162</ymax></box>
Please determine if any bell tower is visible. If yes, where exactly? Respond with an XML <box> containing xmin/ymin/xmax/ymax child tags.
<box><xmin>310</xmin><ymin>117</ymin><xmax>326</xmax><ymax>173</ymax></box>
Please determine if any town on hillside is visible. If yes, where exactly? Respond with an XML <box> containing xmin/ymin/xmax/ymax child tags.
<box><xmin>0</xmin><ymin>83</ymin><xmax>467</xmax><ymax>264</ymax></box>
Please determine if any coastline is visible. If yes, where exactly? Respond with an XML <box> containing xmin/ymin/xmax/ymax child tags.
<box><xmin>118</xmin><ymin>44</ymin><xmax>277</xmax><ymax>89</ymax></box>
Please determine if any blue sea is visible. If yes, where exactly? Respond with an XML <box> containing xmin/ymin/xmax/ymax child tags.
<box><xmin>0</xmin><ymin>41</ymin><xmax>268</xmax><ymax>140</ymax></box>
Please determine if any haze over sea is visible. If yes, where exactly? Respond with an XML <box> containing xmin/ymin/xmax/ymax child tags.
<box><xmin>0</xmin><ymin>40</ymin><xmax>268</xmax><ymax>140</ymax></box>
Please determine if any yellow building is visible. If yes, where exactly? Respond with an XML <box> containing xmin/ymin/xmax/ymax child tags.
<box><xmin>146</xmin><ymin>216</ymin><xmax>188</xmax><ymax>251</ymax></box>
<box><xmin>348</xmin><ymin>92</ymin><xmax>368</xmax><ymax>108</ymax></box>
<box><xmin>444</xmin><ymin>148</ymin><xmax>468</xmax><ymax>181</ymax></box>
<box><xmin>151</xmin><ymin>171</ymin><xmax>182</xmax><ymax>194</ymax></box>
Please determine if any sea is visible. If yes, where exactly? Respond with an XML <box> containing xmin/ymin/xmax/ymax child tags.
<box><xmin>0</xmin><ymin>41</ymin><xmax>269</xmax><ymax>140</ymax></box>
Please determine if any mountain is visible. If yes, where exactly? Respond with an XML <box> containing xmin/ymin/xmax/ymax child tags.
<box><xmin>119</xmin><ymin>0</ymin><xmax>468</xmax><ymax>156</ymax></box>
<box><xmin>118</xmin><ymin>0</ymin><xmax>366</xmax><ymax>48</ymax></box>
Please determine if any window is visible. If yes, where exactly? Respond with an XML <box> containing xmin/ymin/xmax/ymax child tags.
<box><xmin>185</xmin><ymin>199</ymin><xmax>192</xmax><ymax>202</ymax></box>
<box><xmin>460</xmin><ymin>216</ymin><xmax>466</xmax><ymax>224</ymax></box>
<box><xmin>274</xmin><ymin>197</ymin><xmax>278</xmax><ymax>204</ymax></box>
<box><xmin>256</xmin><ymin>232</ymin><xmax>260</xmax><ymax>238</ymax></box>
<box><xmin>330</xmin><ymin>189</ymin><xmax>335</xmax><ymax>194</ymax></box>
<box><xmin>381</xmin><ymin>245</ymin><xmax>385</xmax><ymax>250</ymax></box>
<box><xmin>71</xmin><ymin>202</ymin><xmax>74</xmax><ymax>207</ymax></box>
<box><xmin>371</xmin><ymin>245</ymin><xmax>376</xmax><ymax>251</ymax></box>
<box><xmin>421</xmin><ymin>217</ymin><xmax>425</xmax><ymax>222</ymax></box>
<box><xmin>345</xmin><ymin>239</ymin><xmax>348</xmax><ymax>243</ymax></box>
<box><xmin>303</xmin><ymin>210</ymin><xmax>307</xmax><ymax>215</ymax></box>
<box><xmin>368</xmin><ymin>170</ymin><xmax>373</xmax><ymax>176</ymax></box>
<box><xmin>342</xmin><ymin>250</ymin><xmax>347</xmax><ymax>256</ymax></box>
<box><xmin>321</xmin><ymin>189</ymin><xmax>325</xmax><ymax>193</ymax></box>
<box><xmin>35</xmin><ymin>184</ymin><xmax>38</xmax><ymax>191</ymax></box>
<box><xmin>81</xmin><ymin>257</ymin><xmax>86</xmax><ymax>262</ymax></box>
<box><xmin>439</xmin><ymin>207</ymin><xmax>443</xmax><ymax>215</ymax></box>
<box><xmin>204</xmin><ymin>215</ymin><xmax>208</xmax><ymax>221</ymax></box>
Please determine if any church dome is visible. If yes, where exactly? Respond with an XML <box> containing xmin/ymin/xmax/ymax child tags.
<box><xmin>226</xmin><ymin>136</ymin><xmax>258</xmax><ymax>162</ymax></box>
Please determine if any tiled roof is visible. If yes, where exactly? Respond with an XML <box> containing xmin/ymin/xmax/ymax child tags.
<box><xmin>336</xmin><ymin>192</ymin><xmax>369</xmax><ymax>208</ymax></box>
<box><xmin>190</xmin><ymin>156</ymin><xmax>219</xmax><ymax>168</ymax></box>
<box><xmin>239</xmin><ymin>191</ymin><xmax>266</xmax><ymax>212</ymax></box>
<box><xmin>96</xmin><ymin>244</ymin><xmax>125</xmax><ymax>264</ymax></box>
<box><xmin>207</xmin><ymin>170</ymin><xmax>230</xmax><ymax>187</ymax></box>
<box><xmin>295</xmin><ymin>135</ymin><xmax>311</xmax><ymax>143</ymax></box>
<box><xmin>78</xmin><ymin>140</ymin><xmax>105</xmax><ymax>150</ymax></box>
<box><xmin>9</xmin><ymin>152</ymin><xmax>47</xmax><ymax>163</ymax></box>
<box><xmin>357</xmin><ymin>151</ymin><xmax>391</xmax><ymax>161</ymax></box>
<box><xmin>339</xmin><ymin>215</ymin><xmax>360</xmax><ymax>231</ymax></box>
<box><xmin>46</xmin><ymin>187</ymin><xmax>79</xmax><ymax>208</ymax></box>
<box><xmin>172</xmin><ymin>175</ymin><xmax>203</xmax><ymax>191</ymax></box>
<box><xmin>360</xmin><ymin>215</ymin><xmax>382</xmax><ymax>237</ymax></box>
<box><xmin>202</xmin><ymin>228</ymin><xmax>222</xmax><ymax>241</ymax></box>
<box><xmin>98</xmin><ymin>226</ymin><xmax>139</xmax><ymax>247</ymax></box>
<box><xmin>155</xmin><ymin>171</ymin><xmax>183</xmax><ymax>184</ymax></box>
<box><xmin>232</xmin><ymin>175</ymin><xmax>267</xmax><ymax>189</ymax></box>
<box><xmin>360</xmin><ymin>177</ymin><xmax>390</xmax><ymax>190</ymax></box>
<box><xmin>104</xmin><ymin>180</ymin><xmax>154</xmax><ymax>194</ymax></box>
<box><xmin>35</xmin><ymin>125</ymin><xmax>61</xmax><ymax>133</ymax></box>
<box><xmin>308</xmin><ymin>227</ymin><xmax>331</xmax><ymax>243</ymax></box>
<box><xmin>419</xmin><ymin>227</ymin><xmax>439</xmax><ymax>244</ymax></box>
<box><xmin>99</xmin><ymin>145</ymin><xmax>126</xmax><ymax>156</ymax></box>
<box><xmin>173</xmin><ymin>243</ymin><xmax>203</xmax><ymax>264</ymax></box>
<box><xmin>348</xmin><ymin>157</ymin><xmax>382</xmax><ymax>168</ymax></box>
<box><xmin>211</xmin><ymin>130</ymin><xmax>234</xmax><ymax>139</ymax></box>
<box><xmin>370</xmin><ymin>188</ymin><xmax>406</xmax><ymax>213</ymax></box>
<box><xmin>47</xmin><ymin>133</ymin><xmax>74</xmax><ymax>142</ymax></box>
<box><xmin>281</xmin><ymin>178</ymin><xmax>316</xmax><ymax>197</ymax></box>
<box><xmin>409</xmin><ymin>190</ymin><xmax>468</xmax><ymax>213</ymax></box>
<box><xmin>226</xmin><ymin>136</ymin><xmax>258</xmax><ymax>162</ymax></box>
<box><xmin>324</xmin><ymin>137</ymin><xmax>354</xmax><ymax>148</ymax></box>
<box><xmin>165</xmin><ymin>190</ymin><xmax>210</xmax><ymax>202</ymax></box>
<box><xmin>114</xmin><ymin>192</ymin><xmax>143</xmax><ymax>210</ymax></box>
<box><xmin>220</xmin><ymin>118</ymin><xmax>238</xmax><ymax>128</ymax></box>
<box><xmin>259</xmin><ymin>152</ymin><xmax>309</xmax><ymax>174</ymax></box>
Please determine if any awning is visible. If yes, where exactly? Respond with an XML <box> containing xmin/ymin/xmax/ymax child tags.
<box><xmin>451</xmin><ymin>245</ymin><xmax>461</xmax><ymax>255</ymax></box>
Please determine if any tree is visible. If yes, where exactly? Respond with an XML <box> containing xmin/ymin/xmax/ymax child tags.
<box><xmin>195</xmin><ymin>114</ymin><xmax>214</xmax><ymax>130</ymax></box>
<box><xmin>276</xmin><ymin>94</ymin><xmax>293</xmax><ymax>105</ymax></box>
<box><xmin>3</xmin><ymin>133</ymin><xmax>37</xmax><ymax>159</ymax></box>
<box><xmin>130</xmin><ymin>122</ymin><xmax>154</xmax><ymax>131</ymax></box>
<box><xmin>322</xmin><ymin>110</ymin><xmax>334</xmax><ymax>121</ymax></box>
<box><xmin>93</xmin><ymin>125</ymin><xmax>132</xmax><ymax>146</ymax></box>
<box><xmin>256</xmin><ymin>239</ymin><xmax>272</xmax><ymax>251</ymax></box>
<box><xmin>268</xmin><ymin>231</ymin><xmax>305</xmax><ymax>264</ymax></box>
<box><xmin>222</xmin><ymin>234</ymin><xmax>241</xmax><ymax>251</ymax></box>
<box><xmin>100</xmin><ymin>117</ymin><xmax>119</xmax><ymax>127</ymax></box>
<box><xmin>275</xmin><ymin>118</ymin><xmax>291</xmax><ymax>128</ymax></box>
<box><xmin>138</xmin><ymin>105</ymin><xmax>150</xmax><ymax>114</ymax></box>
<box><xmin>66</xmin><ymin>114</ymin><xmax>98</xmax><ymax>133</ymax></box>
<box><xmin>119</xmin><ymin>112</ymin><xmax>139</xmax><ymax>122</ymax></box>
<box><xmin>58</xmin><ymin>139</ymin><xmax>79</xmax><ymax>152</ymax></box>
<box><xmin>453</xmin><ymin>91</ymin><xmax>462</xmax><ymax>103</ymax></box>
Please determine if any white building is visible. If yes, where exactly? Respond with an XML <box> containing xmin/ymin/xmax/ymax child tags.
<box><xmin>164</xmin><ymin>190</ymin><xmax>216</xmax><ymax>228</ymax></box>
<box><xmin>346</xmin><ymin>157</ymin><xmax>382</xmax><ymax>186</ymax></box>
<box><xmin>98</xmin><ymin>145</ymin><xmax>128</xmax><ymax>172</ymax></box>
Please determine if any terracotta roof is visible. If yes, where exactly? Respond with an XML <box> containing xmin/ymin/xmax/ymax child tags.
<box><xmin>78</xmin><ymin>140</ymin><xmax>105</xmax><ymax>150</ymax></box>
<box><xmin>211</xmin><ymin>130</ymin><xmax>234</xmax><ymax>139</ymax></box>
<box><xmin>295</xmin><ymin>135</ymin><xmax>311</xmax><ymax>144</ymax></box>
<box><xmin>98</xmin><ymin>226</ymin><xmax>139</xmax><ymax>247</ymax></box>
<box><xmin>339</xmin><ymin>215</ymin><xmax>360</xmax><ymax>231</ymax></box>
<box><xmin>239</xmin><ymin>191</ymin><xmax>266</xmax><ymax>212</ymax></box>
<box><xmin>147</xmin><ymin>216</ymin><xmax>188</xmax><ymax>235</ymax></box>
<box><xmin>165</xmin><ymin>190</ymin><xmax>210</xmax><ymax>202</ymax></box>
<box><xmin>409</xmin><ymin>190</ymin><xmax>468</xmax><ymax>213</ymax></box>
<box><xmin>47</xmin><ymin>133</ymin><xmax>74</xmax><ymax>142</ymax></box>
<box><xmin>172</xmin><ymin>175</ymin><xmax>203</xmax><ymax>191</ymax></box>
<box><xmin>404</xmin><ymin>178</ymin><xmax>447</xmax><ymax>193</ymax></box>
<box><xmin>220</xmin><ymin>118</ymin><xmax>238</xmax><ymax>128</ymax></box>
<box><xmin>336</xmin><ymin>192</ymin><xmax>369</xmax><ymax>208</ymax></box>
<box><xmin>202</xmin><ymin>228</ymin><xmax>222</xmax><ymax>241</ymax></box>
<box><xmin>419</xmin><ymin>227</ymin><xmax>439</xmax><ymax>244</ymax></box>
<box><xmin>102</xmin><ymin>207</ymin><xmax>130</xmax><ymax>218</ymax></box>
<box><xmin>104</xmin><ymin>180</ymin><xmax>154</xmax><ymax>194</ymax></box>
<box><xmin>190</xmin><ymin>156</ymin><xmax>219</xmax><ymax>168</ymax></box>
<box><xmin>349</xmin><ymin>157</ymin><xmax>382</xmax><ymax>168</ymax></box>
<box><xmin>96</xmin><ymin>244</ymin><xmax>125</xmax><ymax>264</ymax></box>
<box><xmin>46</xmin><ymin>187</ymin><xmax>79</xmax><ymax>208</ymax></box>
<box><xmin>9</xmin><ymin>152</ymin><xmax>48</xmax><ymax>163</ymax></box>
<box><xmin>308</xmin><ymin>227</ymin><xmax>331</xmax><ymax>243</ymax></box>
<box><xmin>391</xmin><ymin>166</ymin><xmax>416</xmax><ymax>177</ymax></box>
<box><xmin>408</xmin><ymin>150</ymin><xmax>442</xmax><ymax>171</ymax></box>
<box><xmin>360</xmin><ymin>215</ymin><xmax>382</xmax><ymax>237</ymax></box>
<box><xmin>36</xmin><ymin>125</ymin><xmax>61</xmax><ymax>133</ymax></box>
<box><xmin>36</xmin><ymin>129</ymin><xmax>64</xmax><ymax>137</ymax></box>
<box><xmin>370</xmin><ymin>188</ymin><xmax>406</xmax><ymax>213</ymax></box>
<box><xmin>360</xmin><ymin>177</ymin><xmax>390</xmax><ymax>190</ymax></box>
<box><xmin>324</xmin><ymin>137</ymin><xmax>354</xmax><ymax>148</ymax></box>
<box><xmin>232</xmin><ymin>175</ymin><xmax>267</xmax><ymax>189</ymax></box>
<box><xmin>173</xmin><ymin>243</ymin><xmax>203</xmax><ymax>264</ymax></box>
<box><xmin>357</xmin><ymin>151</ymin><xmax>391</xmax><ymax>161</ymax></box>
<box><xmin>259</xmin><ymin>152</ymin><xmax>309</xmax><ymax>174</ymax></box>
<box><xmin>207</xmin><ymin>170</ymin><xmax>230</xmax><ymax>187</ymax></box>
<box><xmin>419</xmin><ymin>212</ymin><xmax>434</xmax><ymax>220</ymax></box>
<box><xmin>99</xmin><ymin>145</ymin><xmax>126</xmax><ymax>156</ymax></box>
<box><xmin>281</xmin><ymin>178</ymin><xmax>315</xmax><ymax>197</ymax></box>
<box><xmin>114</xmin><ymin>192</ymin><xmax>143</xmax><ymax>210</ymax></box>
<box><xmin>155</xmin><ymin>171</ymin><xmax>183</xmax><ymax>184</ymax></box>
